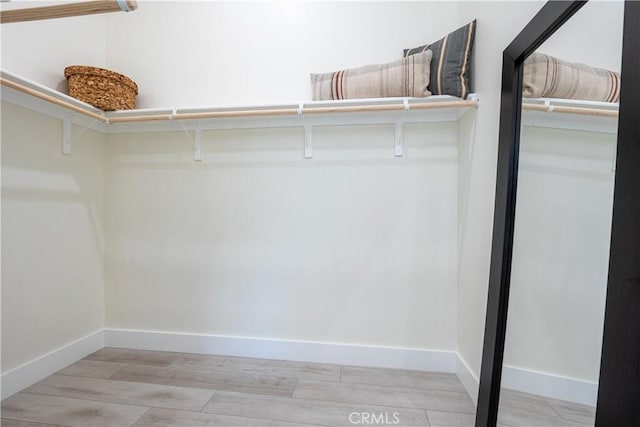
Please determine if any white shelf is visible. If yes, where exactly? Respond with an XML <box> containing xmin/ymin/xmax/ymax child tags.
<box><xmin>1</xmin><ymin>70</ymin><xmax>478</xmax><ymax>135</ymax></box>
<box><xmin>522</xmin><ymin>97</ymin><xmax>619</xmax><ymax>134</ymax></box>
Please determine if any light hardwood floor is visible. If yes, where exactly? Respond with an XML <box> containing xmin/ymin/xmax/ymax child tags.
<box><xmin>1</xmin><ymin>348</ymin><xmax>595</xmax><ymax>426</ymax></box>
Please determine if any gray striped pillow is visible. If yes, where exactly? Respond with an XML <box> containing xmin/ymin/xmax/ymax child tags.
<box><xmin>310</xmin><ymin>50</ymin><xmax>432</xmax><ymax>101</ymax></box>
<box><xmin>404</xmin><ymin>20</ymin><xmax>476</xmax><ymax>99</ymax></box>
<box><xmin>523</xmin><ymin>52</ymin><xmax>620</xmax><ymax>102</ymax></box>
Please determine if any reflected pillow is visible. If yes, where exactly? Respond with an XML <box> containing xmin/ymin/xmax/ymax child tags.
<box><xmin>524</xmin><ymin>52</ymin><xmax>620</xmax><ymax>103</ymax></box>
<box><xmin>311</xmin><ymin>50</ymin><xmax>432</xmax><ymax>101</ymax></box>
<box><xmin>404</xmin><ymin>20</ymin><xmax>476</xmax><ymax>99</ymax></box>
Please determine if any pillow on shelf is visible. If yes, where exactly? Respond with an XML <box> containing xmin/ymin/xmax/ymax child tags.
<box><xmin>310</xmin><ymin>50</ymin><xmax>432</xmax><ymax>101</ymax></box>
<box><xmin>524</xmin><ymin>52</ymin><xmax>620</xmax><ymax>103</ymax></box>
<box><xmin>404</xmin><ymin>20</ymin><xmax>476</xmax><ymax>99</ymax></box>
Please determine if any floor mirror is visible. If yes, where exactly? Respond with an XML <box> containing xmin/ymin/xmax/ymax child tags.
<box><xmin>476</xmin><ymin>1</ymin><xmax>639</xmax><ymax>426</ymax></box>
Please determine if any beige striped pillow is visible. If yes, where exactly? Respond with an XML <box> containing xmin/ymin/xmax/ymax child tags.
<box><xmin>523</xmin><ymin>52</ymin><xmax>620</xmax><ymax>102</ymax></box>
<box><xmin>311</xmin><ymin>50</ymin><xmax>432</xmax><ymax>101</ymax></box>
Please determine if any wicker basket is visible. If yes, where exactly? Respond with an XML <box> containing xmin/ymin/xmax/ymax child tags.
<box><xmin>64</xmin><ymin>65</ymin><xmax>138</xmax><ymax>111</ymax></box>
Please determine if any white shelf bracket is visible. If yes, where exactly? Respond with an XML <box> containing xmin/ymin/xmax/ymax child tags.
<box><xmin>193</xmin><ymin>128</ymin><xmax>202</xmax><ymax>162</ymax></box>
<box><xmin>394</xmin><ymin>99</ymin><xmax>409</xmax><ymax>157</ymax></box>
<box><xmin>395</xmin><ymin>121</ymin><xmax>404</xmax><ymax>157</ymax></box>
<box><xmin>304</xmin><ymin>124</ymin><xmax>313</xmax><ymax>159</ymax></box>
<box><xmin>62</xmin><ymin>118</ymin><xmax>72</xmax><ymax>155</ymax></box>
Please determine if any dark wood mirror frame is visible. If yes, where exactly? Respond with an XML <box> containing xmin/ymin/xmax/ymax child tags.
<box><xmin>476</xmin><ymin>1</ymin><xmax>640</xmax><ymax>425</ymax></box>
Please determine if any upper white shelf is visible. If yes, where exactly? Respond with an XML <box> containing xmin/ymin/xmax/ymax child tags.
<box><xmin>0</xmin><ymin>70</ymin><xmax>478</xmax><ymax>135</ymax></box>
<box><xmin>522</xmin><ymin>97</ymin><xmax>619</xmax><ymax>134</ymax></box>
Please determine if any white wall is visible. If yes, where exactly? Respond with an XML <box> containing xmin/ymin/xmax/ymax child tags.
<box><xmin>1</xmin><ymin>102</ymin><xmax>106</xmax><ymax>373</ymax></box>
<box><xmin>105</xmin><ymin>123</ymin><xmax>459</xmax><ymax>350</ymax></box>
<box><xmin>106</xmin><ymin>1</ymin><xmax>461</xmax><ymax>108</ymax></box>
<box><xmin>0</xmin><ymin>1</ymin><xmax>107</xmax><ymax>91</ymax></box>
<box><xmin>455</xmin><ymin>0</ymin><xmax>546</xmax><ymax>382</ymax></box>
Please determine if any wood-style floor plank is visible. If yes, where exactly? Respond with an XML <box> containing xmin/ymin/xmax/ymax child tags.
<box><xmin>85</xmin><ymin>348</ymin><xmax>181</xmax><ymax>367</ymax></box>
<box><xmin>1</xmin><ymin>393</ymin><xmax>148</xmax><ymax>426</ymax></box>
<box><xmin>426</xmin><ymin>410</ymin><xmax>476</xmax><ymax>426</ymax></box>
<box><xmin>0</xmin><ymin>420</ymin><xmax>61</xmax><ymax>427</ymax></box>
<box><xmin>498</xmin><ymin>389</ymin><xmax>558</xmax><ymax>416</ymax></box>
<box><xmin>173</xmin><ymin>353</ymin><xmax>341</xmax><ymax>382</ymax></box>
<box><xmin>497</xmin><ymin>405</ymin><xmax>591</xmax><ymax>427</ymax></box>
<box><xmin>57</xmin><ymin>360</ymin><xmax>128</xmax><ymax>379</ymax></box>
<box><xmin>133</xmin><ymin>407</ymin><xmax>327</xmax><ymax>427</ymax></box>
<box><xmin>341</xmin><ymin>366</ymin><xmax>465</xmax><ymax>392</ymax></box>
<box><xmin>203</xmin><ymin>390</ymin><xmax>431</xmax><ymax>426</ymax></box>
<box><xmin>2</xmin><ymin>348</ymin><xmax>596</xmax><ymax>426</ymax></box>
<box><xmin>24</xmin><ymin>374</ymin><xmax>214</xmax><ymax>411</ymax></box>
<box><xmin>497</xmin><ymin>390</ymin><xmax>593</xmax><ymax>427</ymax></box>
<box><xmin>110</xmin><ymin>363</ymin><xmax>297</xmax><ymax>396</ymax></box>
<box><xmin>293</xmin><ymin>379</ymin><xmax>475</xmax><ymax>413</ymax></box>
<box><xmin>546</xmin><ymin>396</ymin><xmax>596</xmax><ymax>424</ymax></box>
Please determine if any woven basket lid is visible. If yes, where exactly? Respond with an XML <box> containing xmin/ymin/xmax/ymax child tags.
<box><xmin>64</xmin><ymin>65</ymin><xmax>138</xmax><ymax>95</ymax></box>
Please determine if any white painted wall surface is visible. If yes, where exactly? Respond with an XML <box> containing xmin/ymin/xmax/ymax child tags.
<box><xmin>105</xmin><ymin>1</ymin><xmax>461</xmax><ymax>108</ymax></box>
<box><xmin>105</xmin><ymin>123</ymin><xmax>459</xmax><ymax>350</ymax></box>
<box><xmin>1</xmin><ymin>103</ymin><xmax>106</xmax><ymax>373</ymax></box>
<box><xmin>454</xmin><ymin>0</ymin><xmax>546</xmax><ymax>383</ymax></box>
<box><xmin>0</xmin><ymin>1</ymin><xmax>107</xmax><ymax>91</ymax></box>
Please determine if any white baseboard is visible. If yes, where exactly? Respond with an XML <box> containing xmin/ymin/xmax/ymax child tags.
<box><xmin>1</xmin><ymin>329</ymin><xmax>104</xmax><ymax>400</ymax></box>
<box><xmin>455</xmin><ymin>354</ymin><xmax>479</xmax><ymax>404</ymax></box>
<box><xmin>452</xmin><ymin>360</ymin><xmax>598</xmax><ymax>407</ymax></box>
<box><xmin>104</xmin><ymin>328</ymin><xmax>457</xmax><ymax>373</ymax></box>
<box><xmin>0</xmin><ymin>327</ymin><xmax>597</xmax><ymax>408</ymax></box>
<box><xmin>502</xmin><ymin>365</ymin><xmax>598</xmax><ymax>407</ymax></box>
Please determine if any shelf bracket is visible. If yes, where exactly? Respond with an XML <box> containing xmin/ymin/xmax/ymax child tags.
<box><xmin>62</xmin><ymin>118</ymin><xmax>72</xmax><ymax>155</ymax></box>
<box><xmin>395</xmin><ymin>121</ymin><xmax>404</xmax><ymax>157</ymax></box>
<box><xmin>304</xmin><ymin>124</ymin><xmax>313</xmax><ymax>159</ymax></box>
<box><xmin>193</xmin><ymin>128</ymin><xmax>202</xmax><ymax>162</ymax></box>
<box><xmin>394</xmin><ymin>99</ymin><xmax>409</xmax><ymax>157</ymax></box>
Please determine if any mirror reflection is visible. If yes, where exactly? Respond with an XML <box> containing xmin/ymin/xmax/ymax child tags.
<box><xmin>498</xmin><ymin>1</ymin><xmax>624</xmax><ymax>425</ymax></box>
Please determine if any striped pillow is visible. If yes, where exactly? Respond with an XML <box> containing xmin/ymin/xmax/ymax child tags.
<box><xmin>404</xmin><ymin>20</ymin><xmax>476</xmax><ymax>99</ymax></box>
<box><xmin>523</xmin><ymin>52</ymin><xmax>620</xmax><ymax>102</ymax></box>
<box><xmin>310</xmin><ymin>50</ymin><xmax>432</xmax><ymax>101</ymax></box>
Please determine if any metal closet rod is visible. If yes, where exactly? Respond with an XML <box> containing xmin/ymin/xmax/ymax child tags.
<box><xmin>522</xmin><ymin>102</ymin><xmax>619</xmax><ymax>118</ymax></box>
<box><xmin>0</xmin><ymin>76</ymin><xmax>479</xmax><ymax>124</ymax></box>
<box><xmin>107</xmin><ymin>101</ymin><xmax>479</xmax><ymax>124</ymax></box>
<box><xmin>0</xmin><ymin>0</ymin><xmax>138</xmax><ymax>24</ymax></box>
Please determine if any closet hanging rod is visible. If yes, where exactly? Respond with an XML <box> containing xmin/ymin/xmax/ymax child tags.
<box><xmin>1</xmin><ymin>0</ymin><xmax>138</xmax><ymax>24</ymax></box>
<box><xmin>0</xmin><ymin>77</ymin><xmax>108</xmax><ymax>123</ymax></box>
<box><xmin>106</xmin><ymin>100</ymin><xmax>479</xmax><ymax>124</ymax></box>
<box><xmin>522</xmin><ymin>103</ymin><xmax>618</xmax><ymax>118</ymax></box>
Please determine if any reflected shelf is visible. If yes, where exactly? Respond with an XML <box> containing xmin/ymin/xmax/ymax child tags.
<box><xmin>522</xmin><ymin>97</ymin><xmax>619</xmax><ymax>134</ymax></box>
